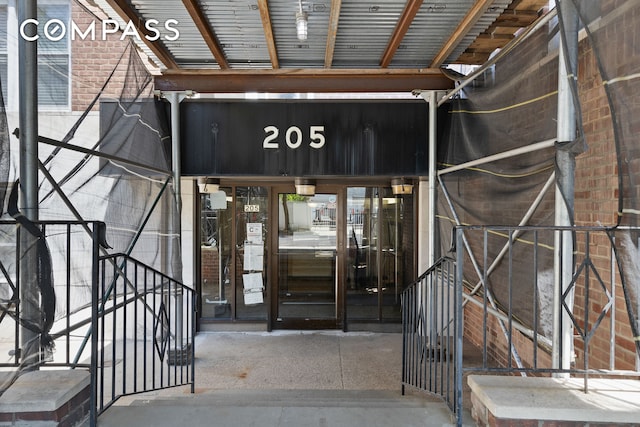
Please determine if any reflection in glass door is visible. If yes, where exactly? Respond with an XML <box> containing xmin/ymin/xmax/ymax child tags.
<box><xmin>346</xmin><ymin>187</ymin><xmax>414</xmax><ymax>322</ymax></box>
<box><xmin>275</xmin><ymin>191</ymin><xmax>339</xmax><ymax>327</ymax></box>
<box><xmin>200</xmin><ymin>186</ymin><xmax>268</xmax><ymax>321</ymax></box>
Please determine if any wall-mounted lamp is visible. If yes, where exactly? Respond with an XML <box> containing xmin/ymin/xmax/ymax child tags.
<box><xmin>295</xmin><ymin>178</ymin><xmax>315</xmax><ymax>196</ymax></box>
<box><xmin>296</xmin><ymin>0</ymin><xmax>308</xmax><ymax>41</ymax></box>
<box><xmin>198</xmin><ymin>177</ymin><xmax>220</xmax><ymax>194</ymax></box>
<box><xmin>391</xmin><ymin>178</ymin><xmax>413</xmax><ymax>195</ymax></box>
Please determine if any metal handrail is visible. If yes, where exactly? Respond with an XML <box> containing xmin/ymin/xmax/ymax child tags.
<box><xmin>402</xmin><ymin>225</ymin><xmax>640</xmax><ymax>427</ymax></box>
<box><xmin>401</xmin><ymin>256</ymin><xmax>459</xmax><ymax>415</ymax></box>
<box><xmin>91</xmin><ymin>252</ymin><xmax>195</xmax><ymax>426</ymax></box>
<box><xmin>0</xmin><ymin>220</ymin><xmax>194</xmax><ymax>427</ymax></box>
<box><xmin>0</xmin><ymin>220</ymin><xmax>106</xmax><ymax>370</ymax></box>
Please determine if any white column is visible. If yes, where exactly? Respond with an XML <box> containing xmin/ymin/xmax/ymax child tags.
<box><xmin>417</xmin><ymin>90</ymin><xmax>439</xmax><ymax>273</ymax></box>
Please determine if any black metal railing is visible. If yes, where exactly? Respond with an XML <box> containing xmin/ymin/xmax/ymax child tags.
<box><xmin>402</xmin><ymin>225</ymin><xmax>640</xmax><ymax>427</ymax></box>
<box><xmin>92</xmin><ymin>253</ymin><xmax>195</xmax><ymax>424</ymax></box>
<box><xmin>0</xmin><ymin>220</ymin><xmax>194</xmax><ymax>427</ymax></box>
<box><xmin>0</xmin><ymin>220</ymin><xmax>105</xmax><ymax>371</ymax></box>
<box><xmin>401</xmin><ymin>256</ymin><xmax>461</xmax><ymax>418</ymax></box>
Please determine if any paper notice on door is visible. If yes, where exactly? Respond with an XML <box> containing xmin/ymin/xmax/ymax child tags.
<box><xmin>244</xmin><ymin>243</ymin><xmax>264</xmax><ymax>271</ymax></box>
<box><xmin>247</xmin><ymin>223</ymin><xmax>262</xmax><ymax>244</ymax></box>
<box><xmin>243</xmin><ymin>272</ymin><xmax>264</xmax><ymax>305</ymax></box>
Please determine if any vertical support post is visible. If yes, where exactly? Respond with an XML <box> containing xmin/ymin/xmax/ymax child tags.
<box><xmin>417</xmin><ymin>89</ymin><xmax>440</xmax><ymax>357</ymax></box>
<box><xmin>418</xmin><ymin>90</ymin><xmax>439</xmax><ymax>269</ymax></box>
<box><xmin>90</xmin><ymin>223</ymin><xmax>101</xmax><ymax>427</ymax></box>
<box><xmin>454</xmin><ymin>227</ymin><xmax>464</xmax><ymax>426</ymax></box>
<box><xmin>416</xmin><ymin>91</ymin><xmax>438</xmax><ymax>358</ymax></box>
<box><xmin>167</xmin><ymin>91</ymin><xmax>183</xmax><ymax>218</ymax></box>
<box><xmin>552</xmin><ymin>0</ymin><xmax>578</xmax><ymax>373</ymax></box>
<box><xmin>427</xmin><ymin>90</ymin><xmax>438</xmax><ymax>360</ymax></box>
<box><xmin>18</xmin><ymin>0</ymin><xmax>40</xmax><ymax>369</ymax></box>
<box><xmin>427</xmin><ymin>90</ymin><xmax>438</xmax><ymax>267</ymax></box>
<box><xmin>166</xmin><ymin>91</ymin><xmax>184</xmax><ymax>347</ymax></box>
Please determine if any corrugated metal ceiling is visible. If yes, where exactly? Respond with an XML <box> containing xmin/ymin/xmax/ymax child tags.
<box><xmin>96</xmin><ymin>0</ymin><xmax>550</xmax><ymax>92</ymax></box>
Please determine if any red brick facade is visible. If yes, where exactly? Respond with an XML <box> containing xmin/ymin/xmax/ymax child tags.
<box><xmin>464</xmin><ymin>1</ymin><xmax>639</xmax><ymax>375</ymax></box>
<box><xmin>573</xmin><ymin>2</ymin><xmax>636</xmax><ymax>372</ymax></box>
<box><xmin>70</xmin><ymin>1</ymin><xmax>136</xmax><ymax>112</ymax></box>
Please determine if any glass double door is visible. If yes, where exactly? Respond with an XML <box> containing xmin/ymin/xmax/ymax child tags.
<box><xmin>272</xmin><ymin>186</ymin><xmax>343</xmax><ymax>329</ymax></box>
<box><xmin>271</xmin><ymin>185</ymin><xmax>413</xmax><ymax>329</ymax></box>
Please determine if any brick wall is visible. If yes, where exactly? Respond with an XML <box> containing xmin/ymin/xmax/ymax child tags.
<box><xmin>461</xmin><ymin>2</ymin><xmax>640</xmax><ymax>375</ymax></box>
<box><xmin>573</xmin><ymin>3</ymin><xmax>637</xmax><ymax>372</ymax></box>
<box><xmin>70</xmin><ymin>2</ymin><xmax>137</xmax><ymax>112</ymax></box>
<box><xmin>464</xmin><ymin>300</ymin><xmax>553</xmax><ymax>370</ymax></box>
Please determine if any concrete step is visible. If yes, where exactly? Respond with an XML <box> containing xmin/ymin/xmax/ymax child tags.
<box><xmin>127</xmin><ymin>389</ymin><xmax>436</xmax><ymax>408</ymax></box>
<box><xmin>98</xmin><ymin>389</ymin><xmax>468</xmax><ymax>427</ymax></box>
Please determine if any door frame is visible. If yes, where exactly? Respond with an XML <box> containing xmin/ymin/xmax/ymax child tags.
<box><xmin>269</xmin><ymin>184</ymin><xmax>346</xmax><ymax>330</ymax></box>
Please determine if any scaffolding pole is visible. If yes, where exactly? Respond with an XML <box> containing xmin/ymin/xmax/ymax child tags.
<box><xmin>427</xmin><ymin>91</ymin><xmax>438</xmax><ymax>267</ymax></box>
<box><xmin>552</xmin><ymin>0</ymin><xmax>578</xmax><ymax>373</ymax></box>
<box><xmin>18</xmin><ymin>0</ymin><xmax>40</xmax><ymax>369</ymax></box>
<box><xmin>166</xmin><ymin>91</ymin><xmax>186</xmax><ymax>347</ymax></box>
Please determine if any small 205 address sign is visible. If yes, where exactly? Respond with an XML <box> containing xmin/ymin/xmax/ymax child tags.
<box><xmin>263</xmin><ymin>125</ymin><xmax>325</xmax><ymax>150</ymax></box>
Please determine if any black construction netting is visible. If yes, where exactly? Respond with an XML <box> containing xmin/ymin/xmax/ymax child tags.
<box><xmin>437</xmin><ymin>9</ymin><xmax>559</xmax><ymax>337</ymax></box>
<box><xmin>0</xmin><ymin>15</ymin><xmax>179</xmax><ymax>390</ymax></box>
<box><xmin>437</xmin><ymin>0</ymin><xmax>640</xmax><ymax>357</ymax></box>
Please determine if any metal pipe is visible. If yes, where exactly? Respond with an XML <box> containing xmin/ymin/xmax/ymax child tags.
<box><xmin>454</xmin><ymin>229</ymin><xmax>464</xmax><ymax>426</ymax></box>
<box><xmin>167</xmin><ymin>92</ymin><xmax>183</xmax><ymax>218</ymax></box>
<box><xmin>427</xmin><ymin>91</ymin><xmax>437</xmax><ymax>266</ymax></box>
<box><xmin>610</xmin><ymin>242</ymin><xmax>616</xmax><ymax>371</ymax></box>
<box><xmin>166</xmin><ymin>91</ymin><xmax>184</xmax><ymax>346</ymax></box>
<box><xmin>438</xmin><ymin>138</ymin><xmax>556</xmax><ymax>176</ymax></box>
<box><xmin>35</xmin><ymin>134</ymin><xmax>171</xmax><ymax>176</ymax></box>
<box><xmin>552</xmin><ymin>0</ymin><xmax>578</xmax><ymax>373</ymax></box>
<box><xmin>18</xmin><ymin>0</ymin><xmax>39</xmax><ymax>369</ymax></box>
<box><xmin>90</xmin><ymin>223</ymin><xmax>100</xmax><ymax>427</ymax></box>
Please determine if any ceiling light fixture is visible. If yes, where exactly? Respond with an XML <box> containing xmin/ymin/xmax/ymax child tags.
<box><xmin>296</xmin><ymin>0</ymin><xmax>308</xmax><ymax>41</ymax></box>
<box><xmin>391</xmin><ymin>178</ymin><xmax>413</xmax><ymax>195</ymax></box>
<box><xmin>198</xmin><ymin>177</ymin><xmax>220</xmax><ymax>194</ymax></box>
<box><xmin>295</xmin><ymin>178</ymin><xmax>315</xmax><ymax>196</ymax></box>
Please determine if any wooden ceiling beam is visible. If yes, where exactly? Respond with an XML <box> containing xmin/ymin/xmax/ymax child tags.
<box><xmin>490</xmin><ymin>11</ymin><xmax>540</xmax><ymax>28</ymax></box>
<box><xmin>456</xmin><ymin>2</ymin><xmax>545</xmax><ymax>63</ymax></box>
<box><xmin>154</xmin><ymin>69</ymin><xmax>454</xmax><ymax>93</ymax></box>
<box><xmin>182</xmin><ymin>0</ymin><xmax>229</xmax><ymax>70</ymax></box>
<box><xmin>324</xmin><ymin>0</ymin><xmax>342</xmax><ymax>68</ymax></box>
<box><xmin>429</xmin><ymin>0</ymin><xmax>494</xmax><ymax>68</ymax></box>
<box><xmin>258</xmin><ymin>0</ymin><xmax>279</xmax><ymax>69</ymax></box>
<box><xmin>380</xmin><ymin>0</ymin><xmax>423</xmax><ymax>68</ymax></box>
<box><xmin>454</xmin><ymin>53</ymin><xmax>487</xmax><ymax>65</ymax></box>
<box><xmin>105</xmin><ymin>0</ymin><xmax>179</xmax><ymax>69</ymax></box>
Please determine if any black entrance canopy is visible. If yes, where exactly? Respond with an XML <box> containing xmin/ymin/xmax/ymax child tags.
<box><xmin>180</xmin><ymin>100</ymin><xmax>429</xmax><ymax>177</ymax></box>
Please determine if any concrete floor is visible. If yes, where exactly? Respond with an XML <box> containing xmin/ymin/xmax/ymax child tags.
<box><xmin>99</xmin><ymin>331</ymin><xmax>475</xmax><ymax>426</ymax></box>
